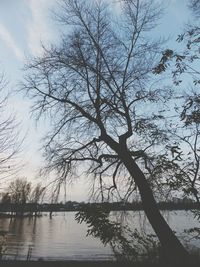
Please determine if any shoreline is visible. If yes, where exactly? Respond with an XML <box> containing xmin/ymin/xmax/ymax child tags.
<box><xmin>0</xmin><ymin>208</ymin><xmax>197</xmax><ymax>219</ymax></box>
<box><xmin>0</xmin><ymin>201</ymin><xmax>199</xmax><ymax>215</ymax></box>
<box><xmin>1</xmin><ymin>259</ymin><xmax>199</xmax><ymax>267</ymax></box>
<box><xmin>0</xmin><ymin>260</ymin><xmax>165</xmax><ymax>267</ymax></box>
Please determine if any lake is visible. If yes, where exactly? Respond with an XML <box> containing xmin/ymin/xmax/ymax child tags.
<box><xmin>0</xmin><ymin>211</ymin><xmax>199</xmax><ymax>261</ymax></box>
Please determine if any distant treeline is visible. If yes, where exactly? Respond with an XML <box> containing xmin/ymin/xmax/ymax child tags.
<box><xmin>1</xmin><ymin>178</ymin><xmax>198</xmax><ymax>216</ymax></box>
<box><xmin>0</xmin><ymin>200</ymin><xmax>200</xmax><ymax>214</ymax></box>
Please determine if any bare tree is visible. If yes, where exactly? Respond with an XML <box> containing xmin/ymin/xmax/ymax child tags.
<box><xmin>5</xmin><ymin>179</ymin><xmax>45</xmax><ymax>205</ymax></box>
<box><xmin>0</xmin><ymin>73</ymin><xmax>22</xmax><ymax>182</ymax></box>
<box><xmin>5</xmin><ymin>180</ymin><xmax>45</xmax><ymax>216</ymax></box>
<box><xmin>23</xmin><ymin>0</ymin><xmax>196</xmax><ymax>265</ymax></box>
<box><xmin>8</xmin><ymin>178</ymin><xmax>31</xmax><ymax>204</ymax></box>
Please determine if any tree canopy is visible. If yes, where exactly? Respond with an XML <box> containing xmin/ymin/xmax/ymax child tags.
<box><xmin>23</xmin><ymin>0</ymin><xmax>170</xmax><ymax>201</ymax></box>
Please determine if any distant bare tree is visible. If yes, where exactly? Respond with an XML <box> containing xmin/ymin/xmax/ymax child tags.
<box><xmin>8</xmin><ymin>178</ymin><xmax>31</xmax><ymax>204</ymax></box>
<box><xmin>23</xmin><ymin>0</ymin><xmax>196</xmax><ymax>265</ymax></box>
<box><xmin>1</xmin><ymin>192</ymin><xmax>11</xmax><ymax>204</ymax></box>
<box><xmin>30</xmin><ymin>183</ymin><xmax>45</xmax><ymax>204</ymax></box>
<box><xmin>2</xmin><ymin>179</ymin><xmax>45</xmax><ymax>207</ymax></box>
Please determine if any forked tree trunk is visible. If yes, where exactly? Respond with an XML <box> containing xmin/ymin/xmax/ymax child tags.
<box><xmin>118</xmin><ymin>148</ymin><xmax>197</xmax><ymax>266</ymax></box>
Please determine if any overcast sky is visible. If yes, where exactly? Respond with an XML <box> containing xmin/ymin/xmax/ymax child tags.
<box><xmin>0</xmin><ymin>0</ymin><xmax>192</xmax><ymax>201</ymax></box>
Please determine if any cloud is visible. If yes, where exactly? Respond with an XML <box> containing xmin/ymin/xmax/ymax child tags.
<box><xmin>0</xmin><ymin>23</ymin><xmax>23</xmax><ymax>61</ymax></box>
<box><xmin>27</xmin><ymin>0</ymin><xmax>55</xmax><ymax>56</ymax></box>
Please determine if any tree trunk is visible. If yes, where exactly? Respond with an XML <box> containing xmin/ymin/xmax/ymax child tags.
<box><xmin>118</xmin><ymin>149</ymin><xmax>196</xmax><ymax>266</ymax></box>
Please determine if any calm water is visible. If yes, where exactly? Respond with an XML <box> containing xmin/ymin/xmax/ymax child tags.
<box><xmin>0</xmin><ymin>211</ymin><xmax>199</xmax><ymax>261</ymax></box>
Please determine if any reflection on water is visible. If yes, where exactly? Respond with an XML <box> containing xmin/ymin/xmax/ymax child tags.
<box><xmin>0</xmin><ymin>211</ymin><xmax>199</xmax><ymax>261</ymax></box>
<box><xmin>0</xmin><ymin>213</ymin><xmax>114</xmax><ymax>261</ymax></box>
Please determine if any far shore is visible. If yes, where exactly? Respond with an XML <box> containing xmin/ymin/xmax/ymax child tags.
<box><xmin>0</xmin><ymin>200</ymin><xmax>199</xmax><ymax>215</ymax></box>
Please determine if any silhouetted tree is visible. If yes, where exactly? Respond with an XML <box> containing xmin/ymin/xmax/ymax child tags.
<box><xmin>22</xmin><ymin>0</ymin><xmax>197</xmax><ymax>265</ymax></box>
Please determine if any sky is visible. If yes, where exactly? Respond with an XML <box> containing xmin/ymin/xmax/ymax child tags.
<box><xmin>0</xmin><ymin>0</ymin><xmax>193</xmax><ymax>202</ymax></box>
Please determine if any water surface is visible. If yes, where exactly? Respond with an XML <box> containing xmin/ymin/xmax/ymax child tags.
<box><xmin>0</xmin><ymin>211</ymin><xmax>199</xmax><ymax>261</ymax></box>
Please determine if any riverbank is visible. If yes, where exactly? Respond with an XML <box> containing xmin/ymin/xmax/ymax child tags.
<box><xmin>0</xmin><ymin>261</ymin><xmax>149</xmax><ymax>267</ymax></box>
<box><xmin>0</xmin><ymin>260</ymin><xmax>170</xmax><ymax>267</ymax></box>
<box><xmin>0</xmin><ymin>259</ymin><xmax>199</xmax><ymax>267</ymax></box>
